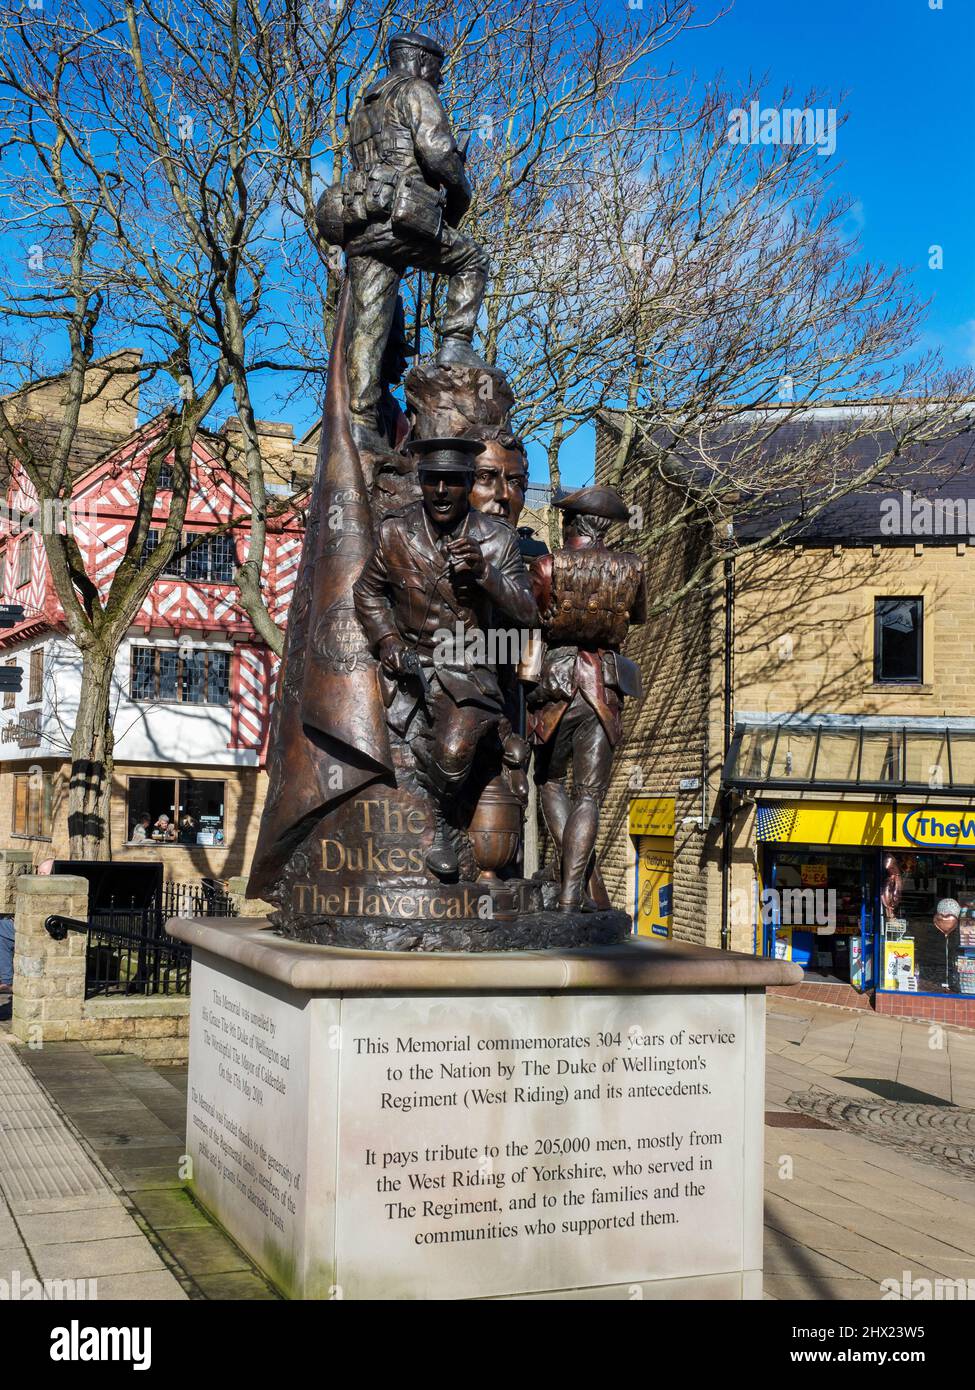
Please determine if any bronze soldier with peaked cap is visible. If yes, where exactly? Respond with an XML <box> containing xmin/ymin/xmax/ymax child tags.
<box><xmin>527</xmin><ymin>485</ymin><xmax>647</xmax><ymax>911</ymax></box>
<box><xmin>353</xmin><ymin>437</ymin><xmax>538</xmax><ymax>877</ymax></box>
<box><xmin>318</xmin><ymin>30</ymin><xmax>490</xmax><ymax>456</ymax></box>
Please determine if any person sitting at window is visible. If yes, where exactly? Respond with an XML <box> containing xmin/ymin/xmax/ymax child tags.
<box><xmin>178</xmin><ymin>814</ymin><xmax>197</xmax><ymax>845</ymax></box>
<box><xmin>151</xmin><ymin>814</ymin><xmax>176</xmax><ymax>842</ymax></box>
<box><xmin>130</xmin><ymin>813</ymin><xmax>151</xmax><ymax>843</ymax></box>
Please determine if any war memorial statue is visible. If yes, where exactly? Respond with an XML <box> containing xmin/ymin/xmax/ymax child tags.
<box><xmin>171</xmin><ymin>27</ymin><xmax>798</xmax><ymax>1305</ymax></box>
<box><xmin>246</xmin><ymin>29</ymin><xmax>642</xmax><ymax>950</ymax></box>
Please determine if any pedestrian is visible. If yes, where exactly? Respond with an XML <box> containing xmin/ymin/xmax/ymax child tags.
<box><xmin>0</xmin><ymin>913</ymin><xmax>13</xmax><ymax>995</ymax></box>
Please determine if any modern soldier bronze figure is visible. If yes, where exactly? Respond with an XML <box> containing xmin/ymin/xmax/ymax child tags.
<box><xmin>317</xmin><ymin>30</ymin><xmax>490</xmax><ymax>456</ymax></box>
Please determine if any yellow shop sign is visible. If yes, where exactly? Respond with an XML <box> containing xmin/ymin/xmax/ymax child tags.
<box><xmin>756</xmin><ymin>799</ymin><xmax>975</xmax><ymax>850</ymax></box>
<box><xmin>899</xmin><ymin>808</ymin><xmax>975</xmax><ymax>847</ymax></box>
<box><xmin>628</xmin><ymin>796</ymin><xmax>675</xmax><ymax>837</ymax></box>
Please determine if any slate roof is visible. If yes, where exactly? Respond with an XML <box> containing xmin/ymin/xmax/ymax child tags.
<box><xmin>602</xmin><ymin>407</ymin><xmax>975</xmax><ymax>546</ymax></box>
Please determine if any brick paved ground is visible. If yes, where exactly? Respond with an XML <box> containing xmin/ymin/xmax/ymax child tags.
<box><xmin>764</xmin><ymin>996</ymin><xmax>975</xmax><ymax>1299</ymax></box>
<box><xmin>2</xmin><ymin>996</ymin><xmax>974</xmax><ymax>1299</ymax></box>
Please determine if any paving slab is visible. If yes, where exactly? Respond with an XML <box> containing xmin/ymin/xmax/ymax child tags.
<box><xmin>32</xmin><ymin>1235</ymin><xmax>168</xmax><ymax>1280</ymax></box>
<box><xmin>17</xmin><ymin>1206</ymin><xmax>145</xmax><ymax>1246</ymax></box>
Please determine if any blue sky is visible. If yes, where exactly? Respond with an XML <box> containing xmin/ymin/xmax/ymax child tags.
<box><xmin>551</xmin><ymin>0</ymin><xmax>975</xmax><ymax>488</ymax></box>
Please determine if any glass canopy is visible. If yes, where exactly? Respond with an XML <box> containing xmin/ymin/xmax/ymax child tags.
<box><xmin>722</xmin><ymin>722</ymin><xmax>975</xmax><ymax>795</ymax></box>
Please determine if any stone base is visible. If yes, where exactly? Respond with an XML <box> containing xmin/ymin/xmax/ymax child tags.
<box><xmin>282</xmin><ymin>907</ymin><xmax>630</xmax><ymax>952</ymax></box>
<box><xmin>167</xmin><ymin>919</ymin><xmax>802</xmax><ymax>1300</ymax></box>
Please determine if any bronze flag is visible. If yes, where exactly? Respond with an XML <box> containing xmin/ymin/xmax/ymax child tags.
<box><xmin>247</xmin><ymin>285</ymin><xmax>393</xmax><ymax>899</ymax></box>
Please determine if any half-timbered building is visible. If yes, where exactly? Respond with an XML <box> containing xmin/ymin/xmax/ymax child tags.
<box><xmin>0</xmin><ymin>382</ymin><xmax>309</xmax><ymax>880</ymax></box>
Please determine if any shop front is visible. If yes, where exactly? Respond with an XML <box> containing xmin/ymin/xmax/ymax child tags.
<box><xmin>628</xmin><ymin>796</ymin><xmax>674</xmax><ymax>939</ymax></box>
<box><xmin>756</xmin><ymin>799</ymin><xmax>975</xmax><ymax>1020</ymax></box>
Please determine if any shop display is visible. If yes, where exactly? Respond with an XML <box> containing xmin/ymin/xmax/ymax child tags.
<box><xmin>957</xmin><ymin>958</ymin><xmax>975</xmax><ymax>996</ymax></box>
<box><xmin>884</xmin><ymin>938</ymin><xmax>916</xmax><ymax>991</ymax></box>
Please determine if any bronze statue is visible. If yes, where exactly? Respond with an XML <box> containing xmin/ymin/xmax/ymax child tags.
<box><xmin>353</xmin><ymin>437</ymin><xmax>538</xmax><ymax>876</ymax></box>
<box><xmin>317</xmin><ymin>30</ymin><xmax>490</xmax><ymax>456</ymax></box>
<box><xmin>248</xmin><ymin>43</ymin><xmax>643</xmax><ymax>951</ymax></box>
<box><xmin>468</xmin><ymin>433</ymin><xmax>529</xmax><ymax>526</ymax></box>
<box><xmin>527</xmin><ymin>486</ymin><xmax>647</xmax><ymax>911</ymax></box>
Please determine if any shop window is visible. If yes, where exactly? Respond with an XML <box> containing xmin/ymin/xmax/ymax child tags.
<box><xmin>28</xmin><ymin>647</ymin><xmax>43</xmax><ymax>704</ymax></box>
<box><xmin>127</xmin><ymin>777</ymin><xmax>226</xmax><ymax>845</ymax></box>
<box><xmin>13</xmin><ymin>770</ymin><xmax>53</xmax><ymax>838</ymax></box>
<box><xmin>882</xmin><ymin>851</ymin><xmax>975</xmax><ymax>996</ymax></box>
<box><xmin>129</xmin><ymin>646</ymin><xmax>230</xmax><ymax>705</ymax></box>
<box><xmin>874</xmin><ymin>597</ymin><xmax>923</xmax><ymax>683</ymax></box>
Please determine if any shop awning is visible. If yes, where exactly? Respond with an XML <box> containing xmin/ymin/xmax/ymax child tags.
<box><xmin>722</xmin><ymin>719</ymin><xmax>975</xmax><ymax>796</ymax></box>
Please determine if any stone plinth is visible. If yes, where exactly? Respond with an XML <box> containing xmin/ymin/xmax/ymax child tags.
<box><xmin>168</xmin><ymin>918</ymin><xmax>800</xmax><ymax>1300</ymax></box>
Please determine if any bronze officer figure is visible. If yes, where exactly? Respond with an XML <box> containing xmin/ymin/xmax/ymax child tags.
<box><xmin>353</xmin><ymin>438</ymin><xmax>538</xmax><ymax>877</ymax></box>
<box><xmin>318</xmin><ymin>31</ymin><xmax>490</xmax><ymax>455</ymax></box>
<box><xmin>528</xmin><ymin>486</ymin><xmax>646</xmax><ymax>911</ymax></box>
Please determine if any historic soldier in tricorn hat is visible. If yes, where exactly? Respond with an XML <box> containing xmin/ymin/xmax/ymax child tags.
<box><xmin>353</xmin><ymin>436</ymin><xmax>538</xmax><ymax>876</ymax></box>
<box><xmin>526</xmin><ymin>485</ymin><xmax>647</xmax><ymax>911</ymax></box>
<box><xmin>317</xmin><ymin>30</ymin><xmax>490</xmax><ymax>456</ymax></box>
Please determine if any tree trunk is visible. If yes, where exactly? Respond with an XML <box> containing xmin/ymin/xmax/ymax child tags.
<box><xmin>67</xmin><ymin>645</ymin><xmax>116</xmax><ymax>860</ymax></box>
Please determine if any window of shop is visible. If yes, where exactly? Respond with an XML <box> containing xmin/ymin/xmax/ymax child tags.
<box><xmin>127</xmin><ymin>776</ymin><xmax>226</xmax><ymax>845</ymax></box>
<box><xmin>880</xmin><ymin>851</ymin><xmax>975</xmax><ymax>996</ymax></box>
<box><xmin>13</xmin><ymin>771</ymin><xmax>53</xmax><ymax>838</ymax></box>
<box><xmin>130</xmin><ymin>646</ymin><xmax>230</xmax><ymax>704</ymax></box>
<box><xmin>762</xmin><ymin>847</ymin><xmax>877</xmax><ymax>989</ymax></box>
<box><xmin>874</xmin><ymin>597</ymin><xmax>923</xmax><ymax>684</ymax></box>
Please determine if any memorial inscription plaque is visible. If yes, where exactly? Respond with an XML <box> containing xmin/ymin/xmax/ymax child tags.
<box><xmin>183</xmin><ymin>947</ymin><xmax>763</xmax><ymax>1300</ymax></box>
<box><xmin>337</xmin><ymin>994</ymin><xmax>751</xmax><ymax>1299</ymax></box>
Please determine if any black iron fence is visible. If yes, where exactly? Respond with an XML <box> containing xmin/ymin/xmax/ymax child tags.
<box><xmin>161</xmin><ymin>879</ymin><xmax>237</xmax><ymax>919</ymax></box>
<box><xmin>45</xmin><ymin>877</ymin><xmax>237</xmax><ymax>999</ymax></box>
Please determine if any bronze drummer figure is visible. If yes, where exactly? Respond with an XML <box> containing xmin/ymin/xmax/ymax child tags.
<box><xmin>527</xmin><ymin>486</ymin><xmax>646</xmax><ymax>911</ymax></box>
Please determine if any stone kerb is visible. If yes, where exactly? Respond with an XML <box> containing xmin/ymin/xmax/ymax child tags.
<box><xmin>12</xmin><ymin>874</ymin><xmax>89</xmax><ymax>1044</ymax></box>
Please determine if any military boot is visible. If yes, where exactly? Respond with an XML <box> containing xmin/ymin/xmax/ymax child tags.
<box><xmin>425</xmin><ymin>809</ymin><xmax>459</xmax><ymax>878</ymax></box>
<box><xmin>435</xmin><ymin>336</ymin><xmax>489</xmax><ymax>371</ymax></box>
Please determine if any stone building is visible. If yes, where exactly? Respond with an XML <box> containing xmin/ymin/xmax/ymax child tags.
<box><xmin>596</xmin><ymin>402</ymin><xmax>975</xmax><ymax>1025</ymax></box>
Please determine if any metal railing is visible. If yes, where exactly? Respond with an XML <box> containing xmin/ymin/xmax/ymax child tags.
<box><xmin>45</xmin><ymin>877</ymin><xmax>236</xmax><ymax>999</ymax></box>
<box><xmin>161</xmin><ymin>879</ymin><xmax>237</xmax><ymax>919</ymax></box>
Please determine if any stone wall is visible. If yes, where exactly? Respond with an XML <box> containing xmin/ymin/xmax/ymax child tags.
<box><xmin>11</xmin><ymin>874</ymin><xmax>189</xmax><ymax>1060</ymax></box>
<box><xmin>732</xmin><ymin>543</ymin><xmax>970</xmax><ymax>717</ymax></box>
<box><xmin>593</xmin><ymin>421</ymin><xmax>725</xmax><ymax>948</ymax></box>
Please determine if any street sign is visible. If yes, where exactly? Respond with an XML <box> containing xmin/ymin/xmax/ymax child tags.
<box><xmin>0</xmin><ymin>604</ymin><xmax>25</xmax><ymax>628</ymax></box>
